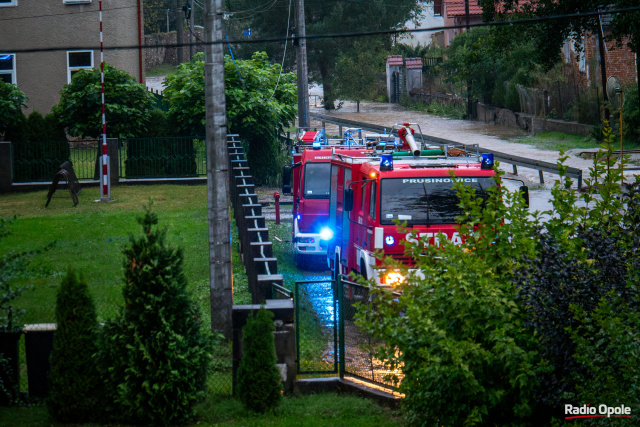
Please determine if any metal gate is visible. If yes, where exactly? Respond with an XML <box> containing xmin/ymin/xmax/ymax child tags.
<box><xmin>295</xmin><ymin>276</ymin><xmax>401</xmax><ymax>390</ymax></box>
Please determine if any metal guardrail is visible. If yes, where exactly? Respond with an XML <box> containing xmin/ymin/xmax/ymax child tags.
<box><xmin>310</xmin><ymin>113</ymin><xmax>583</xmax><ymax>189</ymax></box>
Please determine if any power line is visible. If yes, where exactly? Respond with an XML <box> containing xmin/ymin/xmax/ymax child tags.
<box><xmin>3</xmin><ymin>6</ymin><xmax>640</xmax><ymax>54</ymax></box>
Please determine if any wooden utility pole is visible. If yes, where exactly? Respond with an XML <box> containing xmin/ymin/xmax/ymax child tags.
<box><xmin>464</xmin><ymin>0</ymin><xmax>472</xmax><ymax>119</ymax></box>
<box><xmin>177</xmin><ymin>0</ymin><xmax>184</xmax><ymax>64</ymax></box>
<box><xmin>598</xmin><ymin>14</ymin><xmax>610</xmax><ymax>121</ymax></box>
<box><xmin>204</xmin><ymin>0</ymin><xmax>233</xmax><ymax>339</ymax></box>
<box><xmin>189</xmin><ymin>0</ymin><xmax>195</xmax><ymax>60</ymax></box>
<box><xmin>296</xmin><ymin>0</ymin><xmax>310</xmax><ymax>128</ymax></box>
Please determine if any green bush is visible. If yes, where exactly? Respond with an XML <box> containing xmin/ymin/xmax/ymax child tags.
<box><xmin>569</xmin><ymin>294</ymin><xmax>640</xmax><ymax>424</ymax></box>
<box><xmin>12</xmin><ymin>111</ymin><xmax>70</xmax><ymax>182</ymax></box>
<box><xmin>47</xmin><ymin>268</ymin><xmax>101</xmax><ymax>422</ymax></box>
<box><xmin>0</xmin><ymin>80</ymin><xmax>27</xmax><ymax>141</ymax></box>
<box><xmin>99</xmin><ymin>204</ymin><xmax>214</xmax><ymax>425</ymax></box>
<box><xmin>357</xmin><ymin>169</ymin><xmax>546</xmax><ymax>426</ymax></box>
<box><xmin>236</xmin><ymin>306</ymin><xmax>282</xmax><ymax>413</ymax></box>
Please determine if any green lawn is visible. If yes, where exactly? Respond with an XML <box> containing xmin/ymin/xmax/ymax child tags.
<box><xmin>0</xmin><ymin>185</ymin><xmax>395</xmax><ymax>426</ymax></box>
<box><xmin>0</xmin><ymin>392</ymin><xmax>401</xmax><ymax>427</ymax></box>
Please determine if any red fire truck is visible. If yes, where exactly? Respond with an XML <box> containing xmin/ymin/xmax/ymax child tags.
<box><xmin>282</xmin><ymin>128</ymin><xmax>376</xmax><ymax>268</ymax></box>
<box><xmin>326</xmin><ymin>124</ymin><xmax>527</xmax><ymax>286</ymax></box>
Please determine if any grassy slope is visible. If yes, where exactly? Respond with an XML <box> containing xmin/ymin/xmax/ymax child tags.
<box><xmin>0</xmin><ymin>185</ymin><xmax>398</xmax><ymax>426</ymax></box>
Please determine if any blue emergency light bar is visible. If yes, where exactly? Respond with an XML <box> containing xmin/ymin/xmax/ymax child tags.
<box><xmin>380</xmin><ymin>154</ymin><xmax>393</xmax><ymax>171</ymax></box>
<box><xmin>480</xmin><ymin>153</ymin><xmax>494</xmax><ymax>169</ymax></box>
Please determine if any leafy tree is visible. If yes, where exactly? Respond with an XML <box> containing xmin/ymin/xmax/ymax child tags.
<box><xmin>47</xmin><ymin>268</ymin><xmax>102</xmax><ymax>423</ymax></box>
<box><xmin>0</xmin><ymin>80</ymin><xmax>27</xmax><ymax>141</ymax></box>
<box><xmin>334</xmin><ymin>40</ymin><xmax>387</xmax><ymax>110</ymax></box>
<box><xmin>54</xmin><ymin>64</ymin><xmax>153</xmax><ymax>139</ymax></box>
<box><xmin>99</xmin><ymin>204</ymin><xmax>215</xmax><ymax>425</ymax></box>
<box><xmin>236</xmin><ymin>306</ymin><xmax>282</xmax><ymax>413</ymax></box>
<box><xmin>163</xmin><ymin>51</ymin><xmax>297</xmax><ymax>183</ymax></box>
<box><xmin>228</xmin><ymin>0</ymin><xmax>423</xmax><ymax>108</ymax></box>
<box><xmin>478</xmin><ymin>0</ymin><xmax>640</xmax><ymax>80</ymax></box>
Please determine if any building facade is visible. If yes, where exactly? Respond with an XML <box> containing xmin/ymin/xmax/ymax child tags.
<box><xmin>0</xmin><ymin>0</ymin><xmax>144</xmax><ymax>114</ymax></box>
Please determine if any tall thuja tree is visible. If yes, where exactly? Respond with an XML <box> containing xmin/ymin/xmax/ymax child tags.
<box><xmin>12</xmin><ymin>111</ymin><xmax>70</xmax><ymax>182</ymax></box>
<box><xmin>100</xmin><ymin>204</ymin><xmax>214</xmax><ymax>426</ymax></box>
<box><xmin>236</xmin><ymin>306</ymin><xmax>282</xmax><ymax>413</ymax></box>
<box><xmin>47</xmin><ymin>269</ymin><xmax>101</xmax><ymax>422</ymax></box>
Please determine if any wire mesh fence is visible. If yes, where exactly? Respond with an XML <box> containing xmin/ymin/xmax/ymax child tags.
<box><xmin>340</xmin><ymin>279</ymin><xmax>403</xmax><ymax>389</ymax></box>
<box><xmin>120</xmin><ymin>136</ymin><xmax>206</xmax><ymax>178</ymax></box>
<box><xmin>295</xmin><ymin>277</ymin><xmax>401</xmax><ymax>390</ymax></box>
<box><xmin>295</xmin><ymin>279</ymin><xmax>338</xmax><ymax>375</ymax></box>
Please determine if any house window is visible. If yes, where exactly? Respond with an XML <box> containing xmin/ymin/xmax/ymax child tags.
<box><xmin>433</xmin><ymin>0</ymin><xmax>442</xmax><ymax>17</ymax></box>
<box><xmin>0</xmin><ymin>0</ymin><xmax>18</xmax><ymax>8</ymax></box>
<box><xmin>67</xmin><ymin>51</ymin><xmax>93</xmax><ymax>83</ymax></box>
<box><xmin>0</xmin><ymin>54</ymin><xmax>16</xmax><ymax>84</ymax></box>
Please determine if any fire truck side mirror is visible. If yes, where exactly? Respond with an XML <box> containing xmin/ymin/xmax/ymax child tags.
<box><xmin>344</xmin><ymin>188</ymin><xmax>354</xmax><ymax>212</ymax></box>
<box><xmin>519</xmin><ymin>185</ymin><xmax>530</xmax><ymax>208</ymax></box>
<box><xmin>282</xmin><ymin>165</ymin><xmax>292</xmax><ymax>195</ymax></box>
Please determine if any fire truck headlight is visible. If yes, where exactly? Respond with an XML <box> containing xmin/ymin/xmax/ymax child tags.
<box><xmin>319</xmin><ymin>227</ymin><xmax>334</xmax><ymax>240</ymax></box>
<box><xmin>383</xmin><ymin>272</ymin><xmax>405</xmax><ymax>286</ymax></box>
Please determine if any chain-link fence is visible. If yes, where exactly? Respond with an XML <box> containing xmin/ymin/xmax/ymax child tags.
<box><xmin>295</xmin><ymin>277</ymin><xmax>401</xmax><ymax>390</ymax></box>
<box><xmin>295</xmin><ymin>279</ymin><xmax>338</xmax><ymax>375</ymax></box>
<box><xmin>340</xmin><ymin>278</ymin><xmax>402</xmax><ymax>389</ymax></box>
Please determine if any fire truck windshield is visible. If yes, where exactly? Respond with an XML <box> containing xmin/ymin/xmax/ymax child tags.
<box><xmin>303</xmin><ymin>163</ymin><xmax>331</xmax><ymax>199</ymax></box>
<box><xmin>379</xmin><ymin>177</ymin><xmax>495</xmax><ymax>225</ymax></box>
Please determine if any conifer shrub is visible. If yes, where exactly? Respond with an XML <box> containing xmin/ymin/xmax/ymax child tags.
<box><xmin>47</xmin><ymin>268</ymin><xmax>101</xmax><ymax>422</ymax></box>
<box><xmin>236</xmin><ymin>306</ymin><xmax>282</xmax><ymax>413</ymax></box>
<box><xmin>12</xmin><ymin>110</ymin><xmax>70</xmax><ymax>182</ymax></box>
<box><xmin>99</xmin><ymin>204</ymin><xmax>214</xmax><ymax>426</ymax></box>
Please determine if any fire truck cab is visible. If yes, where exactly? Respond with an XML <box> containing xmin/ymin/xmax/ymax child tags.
<box><xmin>282</xmin><ymin>128</ymin><xmax>373</xmax><ymax>268</ymax></box>
<box><xmin>326</xmin><ymin>124</ymin><xmax>504</xmax><ymax>287</ymax></box>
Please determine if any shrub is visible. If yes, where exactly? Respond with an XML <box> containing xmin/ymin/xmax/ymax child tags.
<box><xmin>0</xmin><ymin>80</ymin><xmax>27</xmax><ymax>141</ymax></box>
<box><xmin>569</xmin><ymin>294</ymin><xmax>640</xmax><ymax>424</ymax></box>
<box><xmin>514</xmin><ymin>123</ymin><xmax>640</xmax><ymax>420</ymax></box>
<box><xmin>356</xmin><ymin>170</ymin><xmax>547</xmax><ymax>426</ymax></box>
<box><xmin>12</xmin><ymin>111</ymin><xmax>70</xmax><ymax>182</ymax></box>
<box><xmin>47</xmin><ymin>268</ymin><xmax>101</xmax><ymax>422</ymax></box>
<box><xmin>236</xmin><ymin>306</ymin><xmax>282</xmax><ymax>413</ymax></box>
<box><xmin>99</xmin><ymin>204</ymin><xmax>214</xmax><ymax>425</ymax></box>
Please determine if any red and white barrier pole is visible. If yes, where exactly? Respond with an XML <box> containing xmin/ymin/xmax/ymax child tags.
<box><xmin>274</xmin><ymin>191</ymin><xmax>281</xmax><ymax>225</ymax></box>
<box><xmin>99</xmin><ymin>0</ymin><xmax>110</xmax><ymax>201</ymax></box>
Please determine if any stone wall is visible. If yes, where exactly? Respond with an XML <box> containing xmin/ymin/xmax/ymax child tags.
<box><xmin>476</xmin><ymin>102</ymin><xmax>593</xmax><ymax>136</ymax></box>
